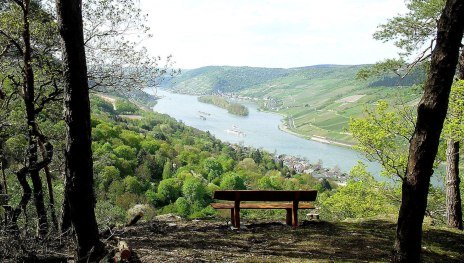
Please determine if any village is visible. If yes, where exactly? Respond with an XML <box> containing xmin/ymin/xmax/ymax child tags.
<box><xmin>275</xmin><ymin>154</ymin><xmax>348</xmax><ymax>184</ymax></box>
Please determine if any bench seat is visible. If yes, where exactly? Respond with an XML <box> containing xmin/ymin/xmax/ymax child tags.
<box><xmin>212</xmin><ymin>190</ymin><xmax>317</xmax><ymax>229</ymax></box>
<box><xmin>211</xmin><ymin>202</ymin><xmax>314</xmax><ymax>209</ymax></box>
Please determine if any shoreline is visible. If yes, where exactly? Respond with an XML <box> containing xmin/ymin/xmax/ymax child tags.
<box><xmin>278</xmin><ymin>123</ymin><xmax>354</xmax><ymax>148</ymax></box>
<box><xmin>157</xmin><ymin>89</ymin><xmax>356</xmax><ymax>148</ymax></box>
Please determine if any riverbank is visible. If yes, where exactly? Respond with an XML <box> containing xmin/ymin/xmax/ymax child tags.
<box><xmin>153</xmin><ymin>90</ymin><xmax>381</xmax><ymax>174</ymax></box>
<box><xmin>278</xmin><ymin>122</ymin><xmax>354</xmax><ymax>148</ymax></box>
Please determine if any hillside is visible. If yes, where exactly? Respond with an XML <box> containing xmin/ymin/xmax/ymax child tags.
<box><xmin>166</xmin><ymin>65</ymin><xmax>424</xmax><ymax>144</ymax></box>
<box><xmin>168</xmin><ymin>66</ymin><xmax>292</xmax><ymax>94</ymax></box>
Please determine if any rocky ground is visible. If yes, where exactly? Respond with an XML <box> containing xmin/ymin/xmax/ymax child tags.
<box><xmin>113</xmin><ymin>215</ymin><xmax>463</xmax><ymax>263</ymax></box>
<box><xmin>1</xmin><ymin>215</ymin><xmax>463</xmax><ymax>262</ymax></box>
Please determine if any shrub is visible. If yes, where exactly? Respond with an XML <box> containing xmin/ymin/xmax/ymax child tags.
<box><xmin>175</xmin><ymin>197</ymin><xmax>191</xmax><ymax>217</ymax></box>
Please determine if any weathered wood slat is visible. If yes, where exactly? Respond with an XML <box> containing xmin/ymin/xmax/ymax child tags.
<box><xmin>213</xmin><ymin>190</ymin><xmax>317</xmax><ymax>201</ymax></box>
<box><xmin>212</xmin><ymin>190</ymin><xmax>318</xmax><ymax>229</ymax></box>
<box><xmin>211</xmin><ymin>202</ymin><xmax>314</xmax><ymax>209</ymax></box>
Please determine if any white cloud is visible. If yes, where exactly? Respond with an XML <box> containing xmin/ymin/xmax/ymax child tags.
<box><xmin>140</xmin><ymin>0</ymin><xmax>407</xmax><ymax>68</ymax></box>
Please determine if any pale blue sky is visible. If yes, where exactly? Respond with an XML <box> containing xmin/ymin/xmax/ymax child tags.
<box><xmin>140</xmin><ymin>0</ymin><xmax>407</xmax><ymax>69</ymax></box>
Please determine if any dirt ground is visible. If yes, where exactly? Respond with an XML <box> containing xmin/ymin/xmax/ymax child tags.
<box><xmin>112</xmin><ymin>215</ymin><xmax>464</xmax><ymax>263</ymax></box>
<box><xmin>1</xmin><ymin>215</ymin><xmax>463</xmax><ymax>262</ymax></box>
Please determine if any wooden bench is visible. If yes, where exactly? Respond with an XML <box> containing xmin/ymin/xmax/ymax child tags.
<box><xmin>211</xmin><ymin>190</ymin><xmax>317</xmax><ymax>229</ymax></box>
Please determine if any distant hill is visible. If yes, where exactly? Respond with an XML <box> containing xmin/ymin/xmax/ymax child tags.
<box><xmin>164</xmin><ymin>65</ymin><xmax>425</xmax><ymax>144</ymax></box>
<box><xmin>165</xmin><ymin>66</ymin><xmax>292</xmax><ymax>94</ymax></box>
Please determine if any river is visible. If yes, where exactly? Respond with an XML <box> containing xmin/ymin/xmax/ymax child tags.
<box><xmin>151</xmin><ymin>89</ymin><xmax>382</xmax><ymax>175</ymax></box>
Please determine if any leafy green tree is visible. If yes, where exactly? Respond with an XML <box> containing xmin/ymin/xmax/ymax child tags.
<box><xmin>182</xmin><ymin>176</ymin><xmax>208</xmax><ymax>206</ymax></box>
<box><xmin>392</xmin><ymin>2</ymin><xmax>464</xmax><ymax>260</ymax></box>
<box><xmin>360</xmin><ymin>0</ymin><xmax>464</xmax><ymax>234</ymax></box>
<box><xmin>258</xmin><ymin>173</ymin><xmax>284</xmax><ymax>190</ymax></box>
<box><xmin>113</xmin><ymin>145</ymin><xmax>137</xmax><ymax>160</ymax></box>
<box><xmin>115</xmin><ymin>99</ymin><xmax>139</xmax><ymax>114</ymax></box>
<box><xmin>202</xmin><ymin>158</ymin><xmax>223</xmax><ymax>182</ymax></box>
<box><xmin>97</xmin><ymin>165</ymin><xmax>120</xmax><ymax>190</ymax></box>
<box><xmin>442</xmin><ymin>80</ymin><xmax>464</xmax><ymax>229</ymax></box>
<box><xmin>157</xmin><ymin>178</ymin><xmax>182</xmax><ymax>204</ymax></box>
<box><xmin>120</xmin><ymin>130</ymin><xmax>143</xmax><ymax>150</ymax></box>
<box><xmin>123</xmin><ymin>176</ymin><xmax>147</xmax><ymax>195</ymax></box>
<box><xmin>219</xmin><ymin>172</ymin><xmax>246</xmax><ymax>190</ymax></box>
<box><xmin>236</xmin><ymin>158</ymin><xmax>259</xmax><ymax>172</ymax></box>
<box><xmin>162</xmin><ymin>159</ymin><xmax>173</xmax><ymax>179</ymax></box>
<box><xmin>140</xmin><ymin>139</ymin><xmax>160</xmax><ymax>155</ymax></box>
<box><xmin>321</xmin><ymin>162</ymin><xmax>397</xmax><ymax>220</ymax></box>
<box><xmin>175</xmin><ymin>197</ymin><xmax>191</xmax><ymax>217</ymax></box>
<box><xmin>350</xmin><ymin>101</ymin><xmax>415</xmax><ymax>180</ymax></box>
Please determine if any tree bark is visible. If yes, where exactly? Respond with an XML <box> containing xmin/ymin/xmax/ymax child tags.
<box><xmin>22</xmin><ymin>0</ymin><xmax>48</xmax><ymax>236</ymax></box>
<box><xmin>60</xmin><ymin>185</ymin><xmax>71</xmax><ymax>233</ymax></box>
<box><xmin>444</xmin><ymin>48</ymin><xmax>464</xmax><ymax>231</ymax></box>
<box><xmin>38</xmin><ymin>140</ymin><xmax>58</xmax><ymax>230</ymax></box>
<box><xmin>445</xmin><ymin>140</ymin><xmax>463</xmax><ymax>229</ymax></box>
<box><xmin>392</xmin><ymin>1</ymin><xmax>464</xmax><ymax>262</ymax></box>
<box><xmin>56</xmin><ymin>0</ymin><xmax>105</xmax><ymax>261</ymax></box>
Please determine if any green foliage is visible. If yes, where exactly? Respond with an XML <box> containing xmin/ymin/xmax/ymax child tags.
<box><xmin>373</xmin><ymin>0</ymin><xmax>445</xmax><ymax>56</ymax></box>
<box><xmin>320</xmin><ymin>162</ymin><xmax>398</xmax><ymax>220</ymax></box>
<box><xmin>98</xmin><ymin>166</ymin><xmax>121</xmax><ymax>190</ymax></box>
<box><xmin>113</xmin><ymin>145</ymin><xmax>137</xmax><ymax>160</ymax></box>
<box><xmin>349</xmin><ymin>101</ymin><xmax>414</xmax><ymax>179</ymax></box>
<box><xmin>168</xmin><ymin>66</ymin><xmax>290</xmax><ymax>94</ymax></box>
<box><xmin>120</xmin><ymin>130</ymin><xmax>143</xmax><ymax>150</ymax></box>
<box><xmin>182</xmin><ymin>176</ymin><xmax>208</xmax><ymax>207</ymax></box>
<box><xmin>202</xmin><ymin>157</ymin><xmax>224</xmax><ymax>182</ymax></box>
<box><xmin>91</xmin><ymin>96</ymin><xmax>116</xmax><ymax>114</ymax></box>
<box><xmin>115</xmin><ymin>99</ymin><xmax>139</xmax><ymax>114</ymax></box>
<box><xmin>198</xmin><ymin>95</ymin><xmax>249</xmax><ymax>116</ymax></box>
<box><xmin>165</xmin><ymin>65</ymin><xmax>422</xmax><ymax>145</ymax></box>
<box><xmin>123</xmin><ymin>176</ymin><xmax>148</xmax><ymax>194</ymax></box>
<box><xmin>140</xmin><ymin>139</ymin><xmax>160</xmax><ymax>154</ymax></box>
<box><xmin>162</xmin><ymin>159</ymin><xmax>173</xmax><ymax>179</ymax></box>
<box><xmin>219</xmin><ymin>172</ymin><xmax>246</xmax><ymax>190</ymax></box>
<box><xmin>357</xmin><ymin>59</ymin><xmax>406</xmax><ymax>80</ymax></box>
<box><xmin>83</xmin><ymin>94</ymin><xmax>324</xmax><ymax>219</ymax></box>
<box><xmin>157</xmin><ymin>178</ymin><xmax>182</xmax><ymax>204</ymax></box>
<box><xmin>258</xmin><ymin>173</ymin><xmax>284</xmax><ymax>190</ymax></box>
<box><xmin>175</xmin><ymin>197</ymin><xmax>191</xmax><ymax>217</ymax></box>
<box><xmin>443</xmin><ymin>80</ymin><xmax>464</xmax><ymax>140</ymax></box>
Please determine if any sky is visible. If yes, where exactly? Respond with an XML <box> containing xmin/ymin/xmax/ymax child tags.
<box><xmin>140</xmin><ymin>0</ymin><xmax>407</xmax><ymax>69</ymax></box>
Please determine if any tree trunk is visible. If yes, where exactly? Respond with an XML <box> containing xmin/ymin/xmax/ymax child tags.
<box><xmin>60</xmin><ymin>185</ymin><xmax>72</xmax><ymax>234</ymax></box>
<box><xmin>38</xmin><ymin>141</ymin><xmax>58</xmax><ymax>230</ymax></box>
<box><xmin>392</xmin><ymin>1</ymin><xmax>464</xmax><ymax>262</ymax></box>
<box><xmin>444</xmin><ymin>43</ymin><xmax>464</xmax><ymax>231</ymax></box>
<box><xmin>22</xmin><ymin>0</ymin><xmax>48</xmax><ymax>236</ymax></box>
<box><xmin>445</xmin><ymin>140</ymin><xmax>463</xmax><ymax>229</ymax></box>
<box><xmin>56</xmin><ymin>0</ymin><xmax>105</xmax><ymax>261</ymax></box>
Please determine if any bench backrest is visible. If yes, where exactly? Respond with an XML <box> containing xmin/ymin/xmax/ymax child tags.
<box><xmin>213</xmin><ymin>190</ymin><xmax>317</xmax><ymax>202</ymax></box>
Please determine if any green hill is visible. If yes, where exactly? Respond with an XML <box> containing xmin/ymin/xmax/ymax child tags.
<box><xmin>168</xmin><ymin>66</ymin><xmax>292</xmax><ymax>94</ymax></box>
<box><xmin>166</xmin><ymin>65</ymin><xmax>424</xmax><ymax>144</ymax></box>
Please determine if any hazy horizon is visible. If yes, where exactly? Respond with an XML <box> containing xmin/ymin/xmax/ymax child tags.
<box><xmin>141</xmin><ymin>0</ymin><xmax>407</xmax><ymax>69</ymax></box>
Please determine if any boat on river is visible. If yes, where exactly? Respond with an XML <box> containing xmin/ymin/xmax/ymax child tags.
<box><xmin>226</xmin><ymin>125</ymin><xmax>246</xmax><ymax>136</ymax></box>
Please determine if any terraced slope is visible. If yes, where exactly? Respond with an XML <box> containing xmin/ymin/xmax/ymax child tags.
<box><xmin>166</xmin><ymin>65</ymin><xmax>423</xmax><ymax>144</ymax></box>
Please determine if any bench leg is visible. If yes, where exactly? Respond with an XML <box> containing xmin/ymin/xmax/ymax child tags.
<box><xmin>286</xmin><ymin>208</ymin><xmax>292</xmax><ymax>226</ymax></box>
<box><xmin>234</xmin><ymin>200</ymin><xmax>240</xmax><ymax>229</ymax></box>
<box><xmin>230</xmin><ymin>208</ymin><xmax>235</xmax><ymax>226</ymax></box>
<box><xmin>292</xmin><ymin>201</ymin><xmax>299</xmax><ymax>228</ymax></box>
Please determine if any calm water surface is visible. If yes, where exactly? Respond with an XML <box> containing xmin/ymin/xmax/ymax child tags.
<box><xmin>152</xmin><ymin>89</ymin><xmax>382</xmax><ymax>175</ymax></box>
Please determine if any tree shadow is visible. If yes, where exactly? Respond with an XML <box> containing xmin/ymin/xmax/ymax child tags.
<box><xmin>121</xmin><ymin>219</ymin><xmax>464</xmax><ymax>262</ymax></box>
